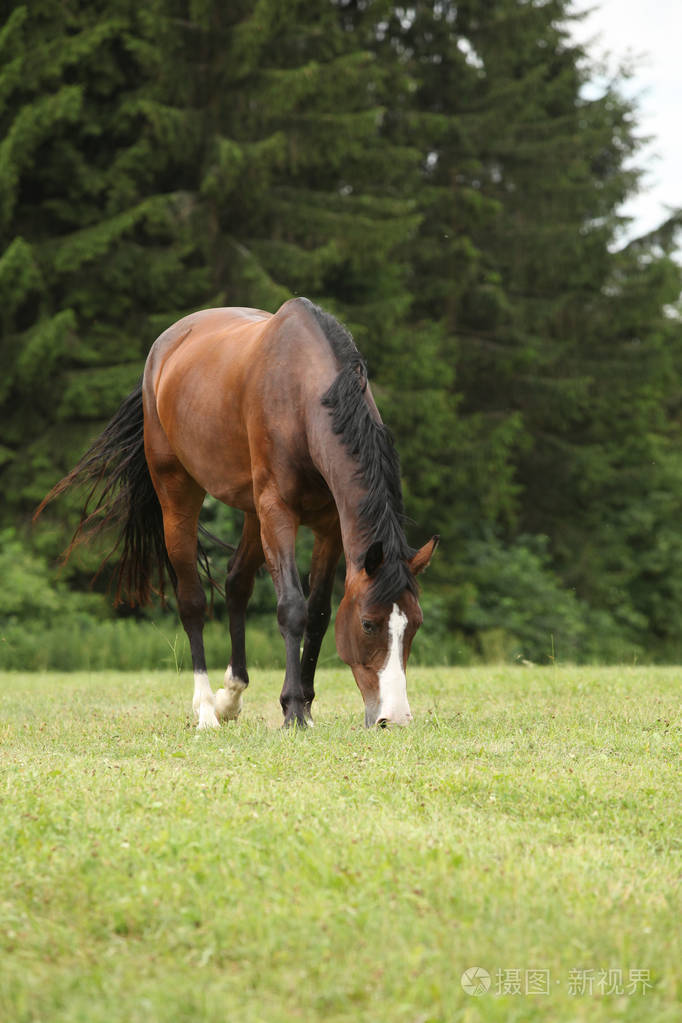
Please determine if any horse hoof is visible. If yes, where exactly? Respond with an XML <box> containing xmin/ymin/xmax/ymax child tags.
<box><xmin>215</xmin><ymin>681</ymin><xmax>246</xmax><ymax>721</ymax></box>
<box><xmin>196</xmin><ymin>705</ymin><xmax>220</xmax><ymax>729</ymax></box>
<box><xmin>282</xmin><ymin>714</ymin><xmax>313</xmax><ymax>730</ymax></box>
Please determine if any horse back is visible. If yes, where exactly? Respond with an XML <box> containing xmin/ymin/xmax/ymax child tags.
<box><xmin>143</xmin><ymin>301</ymin><xmax>342</xmax><ymax>517</ymax></box>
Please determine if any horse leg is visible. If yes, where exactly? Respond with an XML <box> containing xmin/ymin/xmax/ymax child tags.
<box><xmin>301</xmin><ymin>520</ymin><xmax>343</xmax><ymax>717</ymax></box>
<box><xmin>147</xmin><ymin>449</ymin><xmax>217</xmax><ymax>729</ymax></box>
<box><xmin>214</xmin><ymin>511</ymin><xmax>264</xmax><ymax>722</ymax></box>
<box><xmin>257</xmin><ymin>487</ymin><xmax>308</xmax><ymax>727</ymax></box>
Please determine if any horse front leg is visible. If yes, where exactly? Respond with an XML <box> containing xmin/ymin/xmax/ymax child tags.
<box><xmin>215</xmin><ymin>511</ymin><xmax>264</xmax><ymax>722</ymax></box>
<box><xmin>301</xmin><ymin>519</ymin><xmax>343</xmax><ymax>717</ymax></box>
<box><xmin>257</xmin><ymin>488</ymin><xmax>309</xmax><ymax>727</ymax></box>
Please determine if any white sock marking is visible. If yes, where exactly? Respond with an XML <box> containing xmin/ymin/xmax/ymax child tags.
<box><xmin>214</xmin><ymin>666</ymin><xmax>247</xmax><ymax>721</ymax></box>
<box><xmin>193</xmin><ymin>670</ymin><xmax>219</xmax><ymax>729</ymax></box>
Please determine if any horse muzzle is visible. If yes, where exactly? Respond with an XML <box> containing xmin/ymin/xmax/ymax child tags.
<box><xmin>365</xmin><ymin>705</ymin><xmax>413</xmax><ymax>728</ymax></box>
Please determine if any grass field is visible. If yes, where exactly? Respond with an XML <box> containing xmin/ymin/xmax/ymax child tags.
<box><xmin>0</xmin><ymin>665</ymin><xmax>680</xmax><ymax>1022</ymax></box>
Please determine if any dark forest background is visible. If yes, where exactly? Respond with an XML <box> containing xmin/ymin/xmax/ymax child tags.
<box><xmin>2</xmin><ymin>0</ymin><xmax>682</xmax><ymax>669</ymax></box>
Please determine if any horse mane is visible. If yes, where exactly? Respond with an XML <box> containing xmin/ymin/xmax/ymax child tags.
<box><xmin>299</xmin><ymin>299</ymin><xmax>417</xmax><ymax>606</ymax></box>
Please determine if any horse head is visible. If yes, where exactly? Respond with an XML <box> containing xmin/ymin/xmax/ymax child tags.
<box><xmin>335</xmin><ymin>536</ymin><xmax>439</xmax><ymax>726</ymax></box>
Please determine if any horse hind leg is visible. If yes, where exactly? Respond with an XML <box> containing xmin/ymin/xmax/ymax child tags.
<box><xmin>166</xmin><ymin>491</ymin><xmax>218</xmax><ymax>728</ymax></box>
<box><xmin>214</xmin><ymin>511</ymin><xmax>264</xmax><ymax>721</ymax></box>
<box><xmin>145</xmin><ymin>428</ymin><xmax>218</xmax><ymax>728</ymax></box>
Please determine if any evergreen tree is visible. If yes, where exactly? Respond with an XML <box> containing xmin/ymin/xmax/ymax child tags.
<box><xmin>373</xmin><ymin>0</ymin><xmax>682</xmax><ymax>658</ymax></box>
<box><xmin>0</xmin><ymin>1</ymin><xmax>208</xmax><ymax>559</ymax></box>
<box><xmin>4</xmin><ymin>0</ymin><xmax>682</xmax><ymax>661</ymax></box>
<box><xmin>2</xmin><ymin>0</ymin><xmax>420</xmax><ymax>603</ymax></box>
<box><xmin>161</xmin><ymin>0</ymin><xmax>420</xmax><ymax>350</ymax></box>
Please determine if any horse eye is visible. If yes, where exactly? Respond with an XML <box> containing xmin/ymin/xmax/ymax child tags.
<box><xmin>361</xmin><ymin>619</ymin><xmax>378</xmax><ymax>635</ymax></box>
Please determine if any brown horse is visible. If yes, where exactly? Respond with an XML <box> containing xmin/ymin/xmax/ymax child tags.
<box><xmin>37</xmin><ymin>298</ymin><xmax>438</xmax><ymax>728</ymax></box>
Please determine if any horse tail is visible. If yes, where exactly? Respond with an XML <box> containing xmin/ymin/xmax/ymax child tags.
<box><xmin>34</xmin><ymin>381</ymin><xmax>173</xmax><ymax>606</ymax></box>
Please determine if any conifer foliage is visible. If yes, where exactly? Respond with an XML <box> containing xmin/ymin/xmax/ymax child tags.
<box><xmin>3</xmin><ymin>0</ymin><xmax>682</xmax><ymax>662</ymax></box>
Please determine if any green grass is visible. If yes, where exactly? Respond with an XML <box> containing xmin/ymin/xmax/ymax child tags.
<box><xmin>0</xmin><ymin>665</ymin><xmax>680</xmax><ymax>1022</ymax></box>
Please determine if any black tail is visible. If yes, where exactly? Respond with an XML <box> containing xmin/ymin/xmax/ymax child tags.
<box><xmin>35</xmin><ymin>382</ymin><xmax>172</xmax><ymax>606</ymax></box>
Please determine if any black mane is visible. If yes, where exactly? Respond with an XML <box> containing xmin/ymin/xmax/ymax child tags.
<box><xmin>300</xmin><ymin>298</ymin><xmax>416</xmax><ymax>606</ymax></box>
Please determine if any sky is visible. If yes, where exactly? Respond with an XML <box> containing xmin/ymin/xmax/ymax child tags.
<box><xmin>570</xmin><ymin>0</ymin><xmax>682</xmax><ymax>241</ymax></box>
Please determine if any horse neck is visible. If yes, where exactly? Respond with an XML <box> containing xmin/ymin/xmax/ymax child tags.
<box><xmin>324</xmin><ymin>454</ymin><xmax>369</xmax><ymax>571</ymax></box>
<box><xmin>310</xmin><ymin>368</ymin><xmax>405</xmax><ymax>581</ymax></box>
<box><xmin>306</xmin><ymin>423</ymin><xmax>368</xmax><ymax>575</ymax></box>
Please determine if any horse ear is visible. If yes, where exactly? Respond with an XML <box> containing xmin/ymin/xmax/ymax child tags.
<box><xmin>409</xmin><ymin>535</ymin><xmax>439</xmax><ymax>576</ymax></box>
<box><xmin>363</xmin><ymin>540</ymin><xmax>384</xmax><ymax>577</ymax></box>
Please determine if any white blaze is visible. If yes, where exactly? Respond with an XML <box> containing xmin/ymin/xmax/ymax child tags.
<box><xmin>376</xmin><ymin>604</ymin><xmax>412</xmax><ymax>725</ymax></box>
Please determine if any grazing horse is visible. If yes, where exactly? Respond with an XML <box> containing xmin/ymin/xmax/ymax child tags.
<box><xmin>37</xmin><ymin>298</ymin><xmax>438</xmax><ymax>728</ymax></box>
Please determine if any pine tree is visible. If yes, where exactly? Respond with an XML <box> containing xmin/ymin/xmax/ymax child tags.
<box><xmin>4</xmin><ymin>0</ymin><xmax>421</xmax><ymax>602</ymax></box>
<box><xmin>0</xmin><ymin>1</ymin><xmax>209</xmax><ymax>552</ymax></box>
<box><xmin>6</xmin><ymin>0</ymin><xmax>682</xmax><ymax>659</ymax></box>
<box><xmin>162</xmin><ymin>0</ymin><xmax>421</xmax><ymax>350</ymax></box>
<box><xmin>372</xmin><ymin>0</ymin><xmax>682</xmax><ymax>658</ymax></box>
